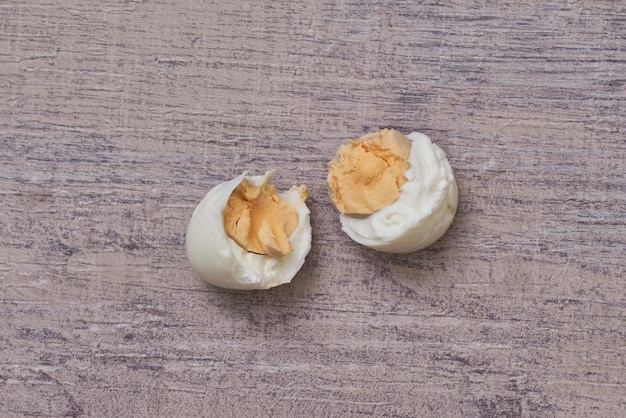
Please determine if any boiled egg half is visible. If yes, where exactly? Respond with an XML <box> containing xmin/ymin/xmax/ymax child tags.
<box><xmin>186</xmin><ymin>171</ymin><xmax>312</xmax><ymax>289</ymax></box>
<box><xmin>327</xmin><ymin>129</ymin><xmax>458</xmax><ymax>253</ymax></box>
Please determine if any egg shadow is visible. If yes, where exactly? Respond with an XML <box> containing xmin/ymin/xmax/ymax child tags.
<box><xmin>349</xmin><ymin>196</ymin><xmax>464</xmax><ymax>299</ymax></box>
<box><xmin>204</xmin><ymin>214</ymin><xmax>324</xmax><ymax>332</ymax></box>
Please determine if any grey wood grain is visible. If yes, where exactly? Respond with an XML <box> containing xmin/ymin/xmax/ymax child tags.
<box><xmin>1</xmin><ymin>0</ymin><xmax>625</xmax><ymax>416</ymax></box>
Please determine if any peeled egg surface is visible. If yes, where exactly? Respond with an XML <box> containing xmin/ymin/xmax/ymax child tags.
<box><xmin>340</xmin><ymin>132</ymin><xmax>458</xmax><ymax>253</ymax></box>
<box><xmin>186</xmin><ymin>172</ymin><xmax>312</xmax><ymax>290</ymax></box>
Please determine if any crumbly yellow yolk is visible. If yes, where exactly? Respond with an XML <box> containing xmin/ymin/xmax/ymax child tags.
<box><xmin>223</xmin><ymin>179</ymin><xmax>306</xmax><ymax>257</ymax></box>
<box><xmin>327</xmin><ymin>129</ymin><xmax>412</xmax><ymax>216</ymax></box>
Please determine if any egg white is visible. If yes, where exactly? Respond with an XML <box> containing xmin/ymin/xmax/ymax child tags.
<box><xmin>339</xmin><ymin>132</ymin><xmax>458</xmax><ymax>253</ymax></box>
<box><xmin>186</xmin><ymin>171</ymin><xmax>312</xmax><ymax>290</ymax></box>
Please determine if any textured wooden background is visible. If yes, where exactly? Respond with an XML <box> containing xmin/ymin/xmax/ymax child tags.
<box><xmin>1</xmin><ymin>1</ymin><xmax>625</xmax><ymax>416</ymax></box>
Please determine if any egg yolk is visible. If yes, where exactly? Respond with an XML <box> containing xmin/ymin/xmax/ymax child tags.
<box><xmin>327</xmin><ymin>129</ymin><xmax>412</xmax><ymax>215</ymax></box>
<box><xmin>223</xmin><ymin>179</ymin><xmax>306</xmax><ymax>257</ymax></box>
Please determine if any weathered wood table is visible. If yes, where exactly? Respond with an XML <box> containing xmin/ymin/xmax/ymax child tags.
<box><xmin>1</xmin><ymin>1</ymin><xmax>624</xmax><ymax>416</ymax></box>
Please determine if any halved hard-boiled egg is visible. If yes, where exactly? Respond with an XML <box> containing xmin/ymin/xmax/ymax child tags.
<box><xmin>327</xmin><ymin>129</ymin><xmax>458</xmax><ymax>253</ymax></box>
<box><xmin>186</xmin><ymin>171</ymin><xmax>312</xmax><ymax>289</ymax></box>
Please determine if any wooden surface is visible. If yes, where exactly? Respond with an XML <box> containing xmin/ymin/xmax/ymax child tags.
<box><xmin>1</xmin><ymin>1</ymin><xmax>625</xmax><ymax>416</ymax></box>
